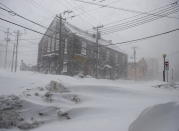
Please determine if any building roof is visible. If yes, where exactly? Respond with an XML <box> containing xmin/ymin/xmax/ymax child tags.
<box><xmin>64</xmin><ymin>22</ymin><xmax>126</xmax><ymax>54</ymax></box>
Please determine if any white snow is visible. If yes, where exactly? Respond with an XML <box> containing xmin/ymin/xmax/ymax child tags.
<box><xmin>129</xmin><ymin>102</ymin><xmax>179</xmax><ymax>131</ymax></box>
<box><xmin>0</xmin><ymin>69</ymin><xmax>178</xmax><ymax>131</ymax></box>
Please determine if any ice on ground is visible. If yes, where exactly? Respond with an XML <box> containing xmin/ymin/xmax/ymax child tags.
<box><xmin>129</xmin><ymin>102</ymin><xmax>179</xmax><ymax>131</ymax></box>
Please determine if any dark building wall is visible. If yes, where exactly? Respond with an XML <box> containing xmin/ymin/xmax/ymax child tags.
<box><xmin>37</xmin><ymin>17</ymin><xmax>128</xmax><ymax>79</ymax></box>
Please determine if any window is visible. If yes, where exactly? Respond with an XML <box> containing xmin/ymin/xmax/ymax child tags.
<box><xmin>51</xmin><ymin>34</ymin><xmax>55</xmax><ymax>51</ymax></box>
<box><xmin>64</xmin><ymin>38</ymin><xmax>68</xmax><ymax>54</ymax></box>
<box><xmin>114</xmin><ymin>53</ymin><xmax>118</xmax><ymax>64</ymax></box>
<box><xmin>62</xmin><ymin>62</ymin><xmax>67</xmax><ymax>73</ymax></box>
<box><xmin>47</xmin><ymin>37</ymin><xmax>51</xmax><ymax>52</ymax></box>
<box><xmin>56</xmin><ymin>40</ymin><xmax>59</xmax><ymax>51</ymax></box>
<box><xmin>81</xmin><ymin>41</ymin><xmax>87</xmax><ymax>55</ymax></box>
<box><xmin>106</xmin><ymin>50</ymin><xmax>110</xmax><ymax>61</ymax></box>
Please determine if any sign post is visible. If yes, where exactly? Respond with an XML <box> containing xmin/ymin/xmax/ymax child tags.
<box><xmin>165</xmin><ymin>61</ymin><xmax>169</xmax><ymax>82</ymax></box>
<box><xmin>163</xmin><ymin>54</ymin><xmax>166</xmax><ymax>82</ymax></box>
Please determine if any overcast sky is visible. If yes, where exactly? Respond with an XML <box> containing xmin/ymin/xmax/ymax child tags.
<box><xmin>0</xmin><ymin>0</ymin><xmax>179</xmax><ymax>78</ymax></box>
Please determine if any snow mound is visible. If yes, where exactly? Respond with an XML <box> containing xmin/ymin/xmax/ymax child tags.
<box><xmin>46</xmin><ymin>80</ymin><xmax>70</xmax><ymax>93</ymax></box>
<box><xmin>129</xmin><ymin>102</ymin><xmax>179</xmax><ymax>131</ymax></box>
<box><xmin>154</xmin><ymin>82</ymin><xmax>179</xmax><ymax>89</ymax></box>
<box><xmin>22</xmin><ymin>81</ymin><xmax>80</xmax><ymax>104</ymax></box>
<box><xmin>0</xmin><ymin>95</ymin><xmax>70</xmax><ymax>130</ymax></box>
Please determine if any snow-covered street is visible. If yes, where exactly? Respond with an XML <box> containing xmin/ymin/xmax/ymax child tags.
<box><xmin>0</xmin><ymin>70</ymin><xmax>179</xmax><ymax>131</ymax></box>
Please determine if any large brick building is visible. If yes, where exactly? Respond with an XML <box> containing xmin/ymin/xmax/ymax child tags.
<box><xmin>37</xmin><ymin>17</ymin><xmax>127</xmax><ymax>79</ymax></box>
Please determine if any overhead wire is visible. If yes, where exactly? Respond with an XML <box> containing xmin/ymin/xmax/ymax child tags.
<box><xmin>68</xmin><ymin>0</ymin><xmax>121</xmax><ymax>21</ymax></box>
<box><xmin>102</xmin><ymin>9</ymin><xmax>179</xmax><ymax>35</ymax></box>
<box><xmin>63</xmin><ymin>0</ymin><xmax>96</xmax><ymax>27</ymax></box>
<box><xmin>73</xmin><ymin>0</ymin><xmax>179</xmax><ymax>19</ymax></box>
<box><xmin>0</xmin><ymin>5</ymin><xmax>56</xmax><ymax>32</ymax></box>
<box><xmin>104</xmin><ymin>28</ymin><xmax>179</xmax><ymax>46</ymax></box>
<box><xmin>1</xmin><ymin>15</ymin><xmax>179</xmax><ymax>58</ymax></box>
<box><xmin>101</xmin><ymin>1</ymin><xmax>179</xmax><ymax>28</ymax></box>
<box><xmin>101</xmin><ymin>3</ymin><xmax>179</xmax><ymax>35</ymax></box>
<box><xmin>0</xmin><ymin>17</ymin><xmax>56</xmax><ymax>40</ymax></box>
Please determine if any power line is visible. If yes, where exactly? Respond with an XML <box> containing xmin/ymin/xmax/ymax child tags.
<box><xmin>0</xmin><ymin>17</ymin><xmax>100</xmax><ymax>56</ymax></box>
<box><xmin>105</xmin><ymin>28</ymin><xmax>179</xmax><ymax>46</ymax></box>
<box><xmin>101</xmin><ymin>4</ymin><xmax>179</xmax><ymax>35</ymax></box>
<box><xmin>62</xmin><ymin>0</ymin><xmax>96</xmax><ymax>27</ymax></box>
<box><xmin>102</xmin><ymin>10</ymin><xmax>179</xmax><ymax>35</ymax></box>
<box><xmin>0</xmin><ymin>16</ymin><xmax>178</xmax><ymax>53</ymax></box>
<box><xmin>73</xmin><ymin>0</ymin><xmax>179</xmax><ymax>20</ymax></box>
<box><xmin>102</xmin><ymin>1</ymin><xmax>179</xmax><ymax>28</ymax></box>
<box><xmin>0</xmin><ymin>5</ymin><xmax>57</xmax><ymax>33</ymax></box>
<box><xmin>72</xmin><ymin>0</ymin><xmax>121</xmax><ymax>19</ymax></box>
<box><xmin>0</xmin><ymin>17</ymin><xmax>57</xmax><ymax>40</ymax></box>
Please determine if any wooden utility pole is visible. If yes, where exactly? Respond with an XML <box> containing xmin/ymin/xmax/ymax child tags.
<box><xmin>4</xmin><ymin>28</ymin><xmax>11</xmax><ymax>69</ymax></box>
<box><xmin>11</xmin><ymin>43</ymin><xmax>16</xmax><ymax>72</ymax></box>
<box><xmin>14</xmin><ymin>30</ymin><xmax>20</xmax><ymax>72</ymax></box>
<box><xmin>171</xmin><ymin>68</ymin><xmax>174</xmax><ymax>81</ymax></box>
<box><xmin>58</xmin><ymin>14</ymin><xmax>63</xmax><ymax>74</ymax></box>
<box><xmin>93</xmin><ymin>25</ymin><xmax>103</xmax><ymax>78</ymax></box>
<box><xmin>132</xmin><ymin>47</ymin><xmax>137</xmax><ymax>80</ymax></box>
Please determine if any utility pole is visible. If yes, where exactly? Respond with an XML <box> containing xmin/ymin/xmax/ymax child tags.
<box><xmin>11</xmin><ymin>43</ymin><xmax>16</xmax><ymax>72</ymax></box>
<box><xmin>14</xmin><ymin>30</ymin><xmax>21</xmax><ymax>72</ymax></box>
<box><xmin>4</xmin><ymin>28</ymin><xmax>11</xmax><ymax>69</ymax></box>
<box><xmin>57</xmin><ymin>12</ymin><xmax>69</xmax><ymax>74</ymax></box>
<box><xmin>58</xmin><ymin>14</ymin><xmax>63</xmax><ymax>74</ymax></box>
<box><xmin>93</xmin><ymin>25</ymin><xmax>103</xmax><ymax>78</ymax></box>
<box><xmin>171</xmin><ymin>68</ymin><xmax>174</xmax><ymax>81</ymax></box>
<box><xmin>132</xmin><ymin>47</ymin><xmax>137</xmax><ymax>80</ymax></box>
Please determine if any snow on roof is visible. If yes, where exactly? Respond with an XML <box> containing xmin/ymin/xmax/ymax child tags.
<box><xmin>65</xmin><ymin>22</ymin><xmax>126</xmax><ymax>54</ymax></box>
<box><xmin>104</xmin><ymin>64</ymin><xmax>112</xmax><ymax>69</ymax></box>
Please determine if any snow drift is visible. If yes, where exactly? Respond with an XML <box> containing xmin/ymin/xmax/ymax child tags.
<box><xmin>0</xmin><ymin>81</ymin><xmax>81</xmax><ymax>130</ymax></box>
<box><xmin>129</xmin><ymin>102</ymin><xmax>179</xmax><ymax>131</ymax></box>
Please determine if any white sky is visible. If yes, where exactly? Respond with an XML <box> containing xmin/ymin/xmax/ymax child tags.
<box><xmin>0</xmin><ymin>0</ymin><xmax>178</xmax><ymax>73</ymax></box>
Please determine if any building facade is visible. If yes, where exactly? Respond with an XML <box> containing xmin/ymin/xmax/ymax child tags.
<box><xmin>37</xmin><ymin>17</ymin><xmax>128</xmax><ymax>79</ymax></box>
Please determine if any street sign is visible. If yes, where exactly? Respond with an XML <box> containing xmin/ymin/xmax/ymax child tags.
<box><xmin>165</xmin><ymin>61</ymin><xmax>169</xmax><ymax>70</ymax></box>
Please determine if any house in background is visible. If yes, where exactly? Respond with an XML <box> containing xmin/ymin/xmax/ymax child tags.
<box><xmin>37</xmin><ymin>16</ymin><xmax>128</xmax><ymax>79</ymax></box>
<box><xmin>128</xmin><ymin>58</ymin><xmax>148</xmax><ymax>80</ymax></box>
<box><xmin>128</xmin><ymin>57</ymin><xmax>159</xmax><ymax>80</ymax></box>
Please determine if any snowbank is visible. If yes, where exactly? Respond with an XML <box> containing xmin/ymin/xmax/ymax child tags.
<box><xmin>0</xmin><ymin>80</ymin><xmax>81</xmax><ymax>130</ymax></box>
<box><xmin>129</xmin><ymin>102</ymin><xmax>179</xmax><ymax>131</ymax></box>
<box><xmin>0</xmin><ymin>70</ymin><xmax>179</xmax><ymax>131</ymax></box>
<box><xmin>0</xmin><ymin>95</ymin><xmax>61</xmax><ymax>129</ymax></box>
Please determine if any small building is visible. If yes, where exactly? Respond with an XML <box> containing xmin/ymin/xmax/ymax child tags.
<box><xmin>37</xmin><ymin>17</ymin><xmax>128</xmax><ymax>79</ymax></box>
<box><xmin>128</xmin><ymin>58</ymin><xmax>147</xmax><ymax>80</ymax></box>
